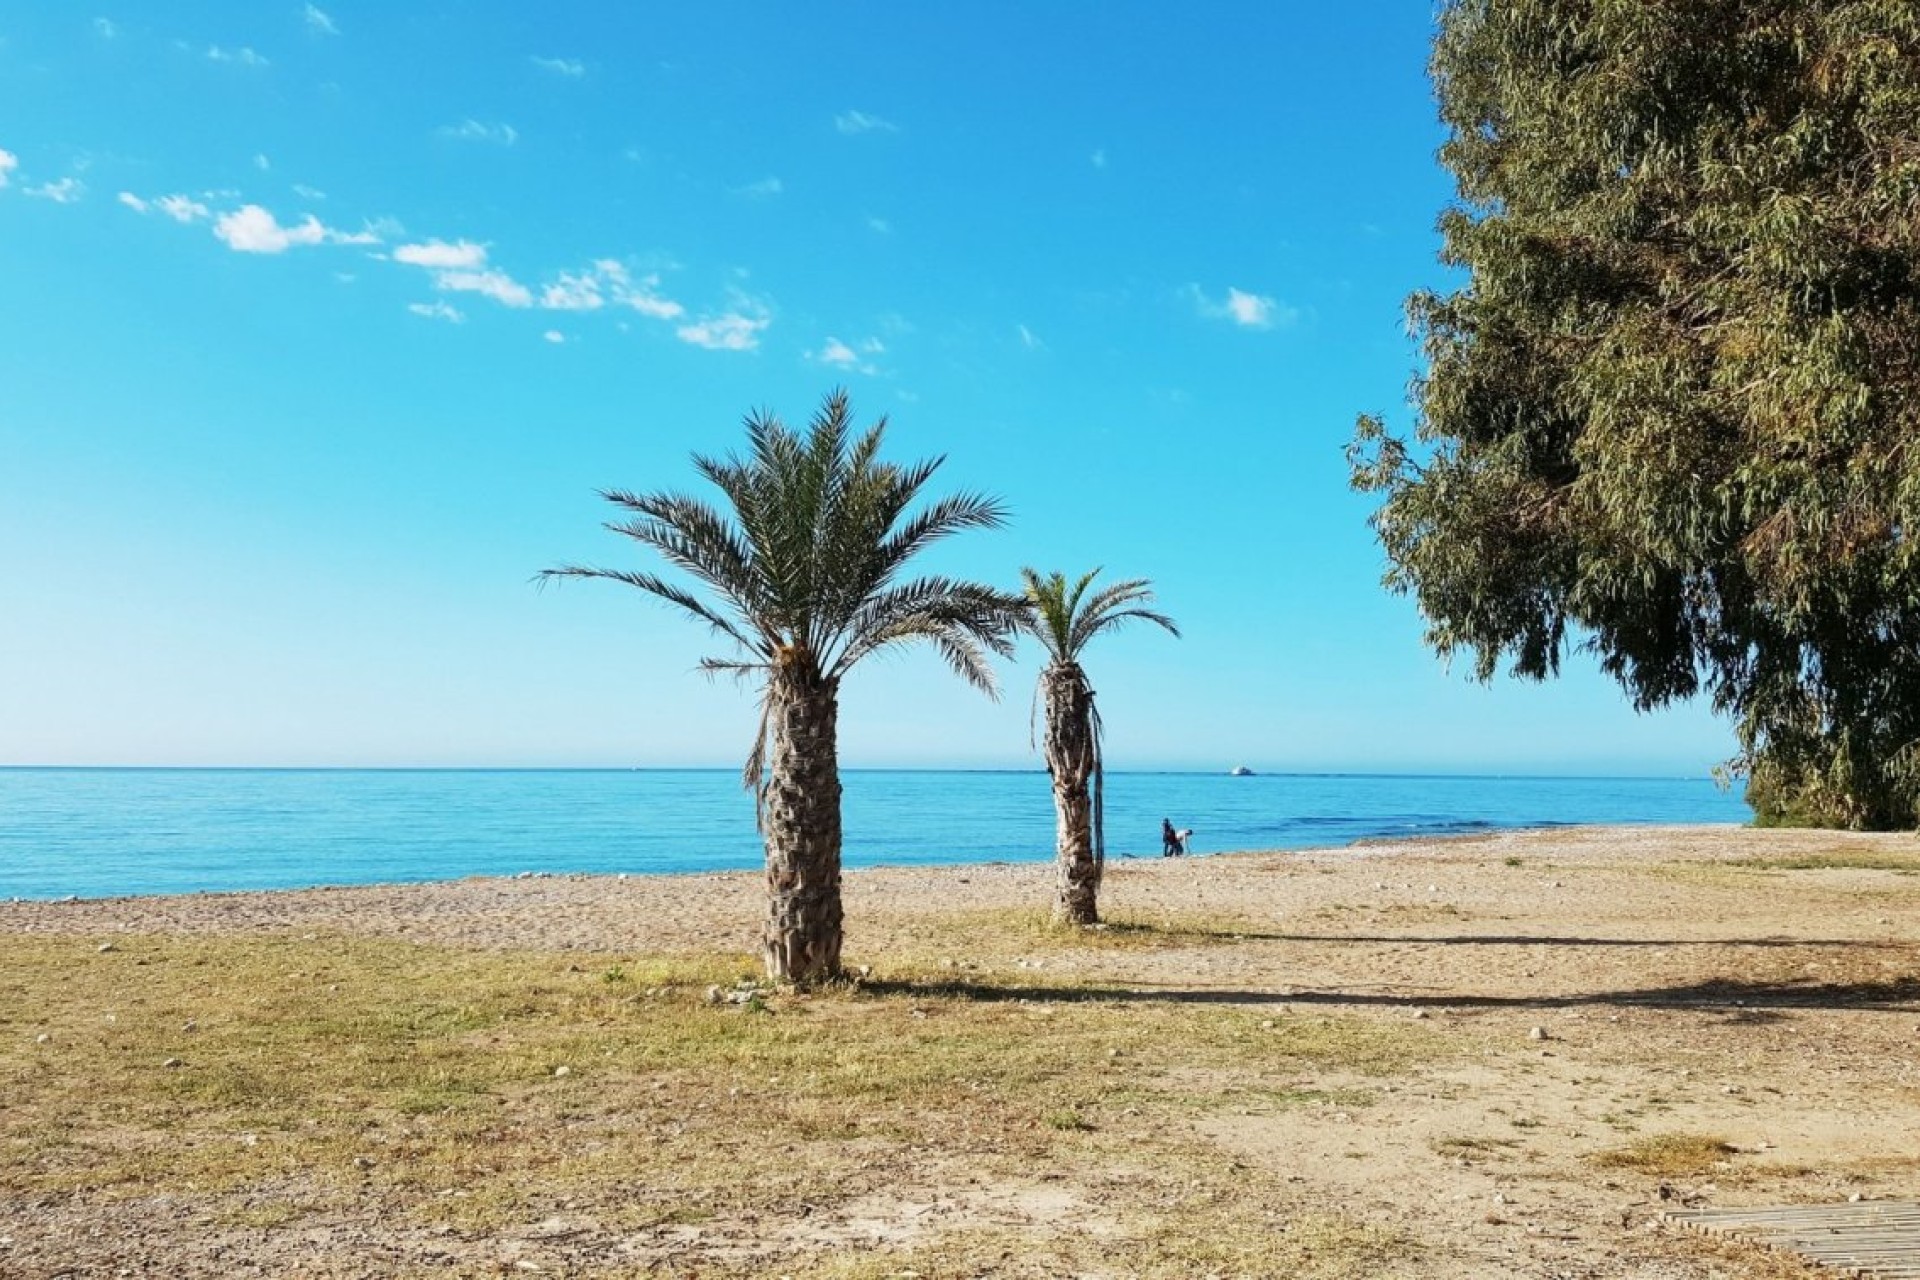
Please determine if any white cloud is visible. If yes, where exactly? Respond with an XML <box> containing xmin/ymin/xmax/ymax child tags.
<box><xmin>293</xmin><ymin>183</ymin><xmax>326</xmax><ymax>200</ymax></box>
<box><xmin>94</xmin><ymin>18</ymin><xmax>117</xmax><ymax>38</ymax></box>
<box><xmin>304</xmin><ymin>4</ymin><xmax>338</xmax><ymax>36</ymax></box>
<box><xmin>834</xmin><ymin>110</ymin><xmax>897</xmax><ymax>135</ymax></box>
<box><xmin>394</xmin><ymin>239</ymin><xmax>487</xmax><ymax>269</ymax></box>
<box><xmin>813</xmin><ymin>336</ymin><xmax>884</xmax><ymax>374</ymax></box>
<box><xmin>216</xmin><ymin>205</ymin><xmax>322</xmax><ymax>251</ymax></box>
<box><xmin>392</xmin><ymin>238</ymin><xmax>531</xmax><ymax>308</ymax></box>
<box><xmin>435</xmin><ymin>268</ymin><xmax>533</xmax><ymax>308</ymax></box>
<box><xmin>207</xmin><ymin>45</ymin><xmax>269</xmax><ymax>67</ymax></box>
<box><xmin>865</xmin><ymin>215</ymin><xmax>892</xmax><ymax>234</ymax></box>
<box><xmin>678</xmin><ymin>298</ymin><xmax>772</xmax><ymax>351</ymax></box>
<box><xmin>733</xmin><ymin>176</ymin><xmax>783</xmax><ymax>199</ymax></box>
<box><xmin>1018</xmin><ymin>324</ymin><xmax>1044</xmax><ymax>351</ymax></box>
<box><xmin>540</xmin><ymin>270</ymin><xmax>605</xmax><ymax>312</ymax></box>
<box><xmin>1188</xmin><ymin>283</ymin><xmax>1294</xmax><ymax>330</ymax></box>
<box><xmin>158</xmin><ymin>194</ymin><xmax>211</xmax><ymax>222</ymax></box>
<box><xmin>254</xmin><ymin>153</ymin><xmax>271</xmax><ymax>172</ymax></box>
<box><xmin>531</xmin><ymin>56</ymin><xmax>584</xmax><ymax>77</ymax></box>
<box><xmin>539</xmin><ymin>259</ymin><xmax>684</xmax><ymax>320</ymax></box>
<box><xmin>439</xmin><ymin>119</ymin><xmax>517</xmax><ymax>146</ymax></box>
<box><xmin>0</xmin><ymin>150</ymin><xmax>17</xmax><ymax>190</ymax></box>
<box><xmin>27</xmin><ymin>178</ymin><xmax>85</xmax><ymax>203</ymax></box>
<box><xmin>212</xmin><ymin>203</ymin><xmax>375</xmax><ymax>253</ymax></box>
<box><xmin>119</xmin><ymin>191</ymin><xmax>213</xmax><ymax>222</ymax></box>
<box><xmin>407</xmin><ymin>301</ymin><xmax>464</xmax><ymax>323</ymax></box>
<box><xmin>543</xmin><ymin>329</ymin><xmax>566</xmax><ymax>344</ymax></box>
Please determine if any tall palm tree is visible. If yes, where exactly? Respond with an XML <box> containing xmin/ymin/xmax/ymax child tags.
<box><xmin>1018</xmin><ymin>568</ymin><xmax>1180</xmax><ymax>926</ymax></box>
<box><xmin>545</xmin><ymin>391</ymin><xmax>1024</xmax><ymax>984</ymax></box>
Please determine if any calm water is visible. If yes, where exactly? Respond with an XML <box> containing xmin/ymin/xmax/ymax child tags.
<box><xmin>0</xmin><ymin>768</ymin><xmax>1751</xmax><ymax>901</ymax></box>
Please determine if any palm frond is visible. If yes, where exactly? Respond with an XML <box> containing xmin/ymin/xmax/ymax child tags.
<box><xmin>547</xmin><ymin>391</ymin><xmax>1015</xmax><ymax>788</ymax></box>
<box><xmin>833</xmin><ymin>577</ymin><xmax>1025</xmax><ymax>690</ymax></box>
<box><xmin>1066</xmin><ymin>576</ymin><xmax>1181</xmax><ymax>656</ymax></box>
<box><xmin>539</xmin><ymin>565</ymin><xmax>763</xmax><ymax>655</ymax></box>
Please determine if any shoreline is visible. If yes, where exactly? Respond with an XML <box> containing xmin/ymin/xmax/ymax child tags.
<box><xmin>0</xmin><ymin>819</ymin><xmax>1760</xmax><ymax>909</ymax></box>
<box><xmin>0</xmin><ymin>823</ymin><xmax>1874</xmax><ymax>957</ymax></box>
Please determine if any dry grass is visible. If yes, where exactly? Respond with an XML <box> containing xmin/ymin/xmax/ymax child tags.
<box><xmin>1591</xmin><ymin>1133</ymin><xmax>1739</xmax><ymax>1178</ymax></box>
<box><xmin>1723</xmin><ymin>849</ymin><xmax>1920</xmax><ymax>874</ymax></box>
<box><xmin>0</xmin><ymin>932</ymin><xmax>1442</xmax><ymax>1277</ymax></box>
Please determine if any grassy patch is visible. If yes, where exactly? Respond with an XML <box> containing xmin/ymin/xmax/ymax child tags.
<box><xmin>897</xmin><ymin>906</ymin><xmax>1273</xmax><ymax>961</ymax></box>
<box><xmin>0</xmin><ymin>932</ymin><xmax>1451</xmax><ymax>1275</ymax></box>
<box><xmin>1724</xmin><ymin>850</ymin><xmax>1920</xmax><ymax>874</ymax></box>
<box><xmin>1591</xmin><ymin>1132</ymin><xmax>1737</xmax><ymax>1177</ymax></box>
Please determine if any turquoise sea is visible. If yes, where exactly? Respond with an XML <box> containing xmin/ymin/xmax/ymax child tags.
<box><xmin>0</xmin><ymin>768</ymin><xmax>1751</xmax><ymax>901</ymax></box>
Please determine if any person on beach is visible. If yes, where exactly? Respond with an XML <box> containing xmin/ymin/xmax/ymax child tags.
<box><xmin>1162</xmin><ymin>819</ymin><xmax>1183</xmax><ymax>857</ymax></box>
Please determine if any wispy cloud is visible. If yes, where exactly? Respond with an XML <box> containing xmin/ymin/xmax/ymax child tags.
<box><xmin>213</xmin><ymin>203</ymin><xmax>376</xmax><ymax>253</ymax></box>
<box><xmin>207</xmin><ymin>45</ymin><xmax>269</xmax><ymax>67</ymax></box>
<box><xmin>1091</xmin><ymin>148</ymin><xmax>1108</xmax><ymax>169</ymax></box>
<box><xmin>27</xmin><ymin>177</ymin><xmax>85</xmax><ymax>204</ymax></box>
<box><xmin>119</xmin><ymin>191</ymin><xmax>213</xmax><ymax>223</ymax></box>
<box><xmin>392</xmin><ymin>240</ymin><xmax>530</xmax><ymax>306</ymax></box>
<box><xmin>304</xmin><ymin>4</ymin><xmax>338</xmax><ymax>36</ymax></box>
<box><xmin>834</xmin><ymin>110</ymin><xmax>897</xmax><ymax>135</ymax></box>
<box><xmin>539</xmin><ymin>260</ymin><xmax>684</xmax><ymax>319</ymax></box>
<box><xmin>407</xmin><ymin>300</ymin><xmax>464</xmax><ymax>323</ymax></box>
<box><xmin>159</xmin><ymin>194</ymin><xmax>212</xmax><ymax>222</ymax></box>
<box><xmin>0</xmin><ymin>149</ymin><xmax>18</xmax><ymax>189</ymax></box>
<box><xmin>813</xmin><ymin>336</ymin><xmax>884</xmax><ymax>375</ymax></box>
<box><xmin>865</xmin><ymin>215</ymin><xmax>892</xmax><ymax>234</ymax></box>
<box><xmin>1017</xmin><ymin>324</ymin><xmax>1044</xmax><ymax>351</ymax></box>
<box><xmin>439</xmin><ymin>119</ymin><xmax>517</xmax><ymax>146</ymax></box>
<box><xmin>436</xmin><ymin>269</ymin><xmax>533</xmax><ymax>307</ymax></box>
<box><xmin>94</xmin><ymin>18</ymin><xmax>117</xmax><ymax>38</ymax></box>
<box><xmin>254</xmin><ymin>153</ymin><xmax>271</xmax><ymax>172</ymax></box>
<box><xmin>1187</xmin><ymin>283</ymin><xmax>1294</xmax><ymax>330</ymax></box>
<box><xmin>542</xmin><ymin>330</ymin><xmax>566</xmax><ymax>344</ymax></box>
<box><xmin>393</xmin><ymin>239</ymin><xmax>488</xmax><ymax>269</ymax></box>
<box><xmin>293</xmin><ymin>183</ymin><xmax>326</xmax><ymax>201</ymax></box>
<box><xmin>732</xmin><ymin>176</ymin><xmax>783</xmax><ymax>200</ymax></box>
<box><xmin>678</xmin><ymin>295</ymin><xmax>772</xmax><ymax>351</ymax></box>
<box><xmin>531</xmin><ymin>56</ymin><xmax>584</xmax><ymax>77</ymax></box>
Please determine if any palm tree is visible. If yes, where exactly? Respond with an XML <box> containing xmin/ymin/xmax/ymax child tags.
<box><xmin>1017</xmin><ymin>568</ymin><xmax>1180</xmax><ymax>926</ymax></box>
<box><xmin>545</xmin><ymin>391</ymin><xmax>1024</xmax><ymax>985</ymax></box>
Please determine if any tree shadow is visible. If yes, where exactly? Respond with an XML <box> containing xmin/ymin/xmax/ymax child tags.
<box><xmin>862</xmin><ymin>974</ymin><xmax>1920</xmax><ymax>1014</ymax></box>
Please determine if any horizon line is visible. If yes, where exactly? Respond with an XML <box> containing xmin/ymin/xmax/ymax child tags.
<box><xmin>0</xmin><ymin>764</ymin><xmax>1725</xmax><ymax>783</ymax></box>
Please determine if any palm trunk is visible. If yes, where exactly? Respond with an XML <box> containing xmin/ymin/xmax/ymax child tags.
<box><xmin>761</xmin><ymin>654</ymin><xmax>844</xmax><ymax>984</ymax></box>
<box><xmin>1043</xmin><ymin>662</ymin><xmax>1101</xmax><ymax>926</ymax></box>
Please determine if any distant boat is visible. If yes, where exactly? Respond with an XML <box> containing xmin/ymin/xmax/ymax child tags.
<box><xmin>1228</xmin><ymin>765</ymin><xmax>1255</xmax><ymax>777</ymax></box>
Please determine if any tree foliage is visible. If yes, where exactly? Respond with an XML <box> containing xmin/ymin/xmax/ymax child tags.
<box><xmin>1350</xmin><ymin>0</ymin><xmax>1920</xmax><ymax>828</ymax></box>
<box><xmin>546</xmin><ymin>391</ymin><xmax>1023</xmax><ymax>982</ymax></box>
<box><xmin>547</xmin><ymin>390</ymin><xmax>1023</xmax><ymax>801</ymax></box>
<box><xmin>1018</xmin><ymin>568</ymin><xmax>1179</xmax><ymax>924</ymax></box>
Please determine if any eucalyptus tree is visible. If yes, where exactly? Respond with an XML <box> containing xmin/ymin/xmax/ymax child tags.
<box><xmin>546</xmin><ymin>391</ymin><xmax>1024</xmax><ymax>984</ymax></box>
<box><xmin>1349</xmin><ymin>0</ymin><xmax>1920</xmax><ymax>828</ymax></box>
<box><xmin>1018</xmin><ymin>568</ymin><xmax>1179</xmax><ymax>925</ymax></box>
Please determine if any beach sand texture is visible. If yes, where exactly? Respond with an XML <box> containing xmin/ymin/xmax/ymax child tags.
<box><xmin>2</xmin><ymin>824</ymin><xmax>1916</xmax><ymax>1277</ymax></box>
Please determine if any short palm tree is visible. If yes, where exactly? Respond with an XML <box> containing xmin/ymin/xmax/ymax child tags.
<box><xmin>1018</xmin><ymin>568</ymin><xmax>1180</xmax><ymax>926</ymax></box>
<box><xmin>545</xmin><ymin>391</ymin><xmax>1024</xmax><ymax>984</ymax></box>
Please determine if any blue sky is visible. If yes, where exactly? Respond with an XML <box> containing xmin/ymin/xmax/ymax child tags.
<box><xmin>0</xmin><ymin>4</ymin><xmax>1735</xmax><ymax>775</ymax></box>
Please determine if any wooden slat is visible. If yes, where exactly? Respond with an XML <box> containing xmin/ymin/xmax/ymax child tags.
<box><xmin>1666</xmin><ymin>1203</ymin><xmax>1920</xmax><ymax>1278</ymax></box>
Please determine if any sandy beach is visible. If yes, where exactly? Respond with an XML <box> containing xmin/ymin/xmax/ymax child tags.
<box><xmin>3</xmin><ymin>823</ymin><xmax>1917</xmax><ymax>1277</ymax></box>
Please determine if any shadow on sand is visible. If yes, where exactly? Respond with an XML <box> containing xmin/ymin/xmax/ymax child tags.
<box><xmin>863</xmin><ymin>972</ymin><xmax>1920</xmax><ymax>1015</ymax></box>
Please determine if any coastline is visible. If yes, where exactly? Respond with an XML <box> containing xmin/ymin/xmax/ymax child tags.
<box><xmin>0</xmin><ymin>822</ymin><xmax>1856</xmax><ymax>956</ymax></box>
